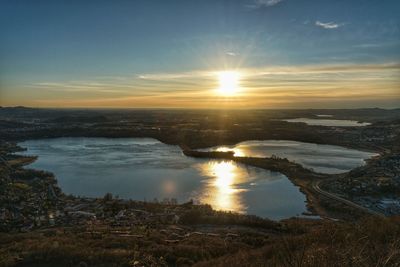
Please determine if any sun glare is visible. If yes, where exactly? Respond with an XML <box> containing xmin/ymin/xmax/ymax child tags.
<box><xmin>217</xmin><ymin>71</ymin><xmax>241</xmax><ymax>96</ymax></box>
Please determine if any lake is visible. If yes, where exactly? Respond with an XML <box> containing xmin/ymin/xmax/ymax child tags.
<box><xmin>205</xmin><ymin>140</ymin><xmax>377</xmax><ymax>174</ymax></box>
<box><xmin>18</xmin><ymin>138</ymin><xmax>309</xmax><ymax>220</ymax></box>
<box><xmin>282</xmin><ymin>118</ymin><xmax>371</xmax><ymax>127</ymax></box>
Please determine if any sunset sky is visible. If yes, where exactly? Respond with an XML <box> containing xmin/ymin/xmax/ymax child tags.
<box><xmin>1</xmin><ymin>0</ymin><xmax>399</xmax><ymax>108</ymax></box>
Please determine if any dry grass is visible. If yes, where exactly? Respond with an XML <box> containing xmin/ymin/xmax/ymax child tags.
<box><xmin>1</xmin><ymin>217</ymin><xmax>399</xmax><ymax>267</ymax></box>
<box><xmin>194</xmin><ymin>216</ymin><xmax>400</xmax><ymax>267</ymax></box>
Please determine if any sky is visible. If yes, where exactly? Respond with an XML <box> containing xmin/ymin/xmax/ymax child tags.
<box><xmin>0</xmin><ymin>0</ymin><xmax>399</xmax><ymax>109</ymax></box>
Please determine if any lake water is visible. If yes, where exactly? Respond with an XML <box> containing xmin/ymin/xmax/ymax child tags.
<box><xmin>18</xmin><ymin>138</ymin><xmax>309</xmax><ymax>220</ymax></box>
<box><xmin>206</xmin><ymin>140</ymin><xmax>377</xmax><ymax>174</ymax></box>
<box><xmin>282</xmin><ymin>118</ymin><xmax>371</xmax><ymax>127</ymax></box>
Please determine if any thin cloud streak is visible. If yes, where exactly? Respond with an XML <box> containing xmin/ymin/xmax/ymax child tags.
<box><xmin>247</xmin><ymin>0</ymin><xmax>284</xmax><ymax>8</ymax></box>
<box><xmin>14</xmin><ymin>62</ymin><xmax>399</xmax><ymax>109</ymax></box>
<box><xmin>315</xmin><ymin>21</ymin><xmax>344</xmax><ymax>29</ymax></box>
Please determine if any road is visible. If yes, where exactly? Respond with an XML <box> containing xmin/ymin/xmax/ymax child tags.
<box><xmin>312</xmin><ymin>179</ymin><xmax>385</xmax><ymax>217</ymax></box>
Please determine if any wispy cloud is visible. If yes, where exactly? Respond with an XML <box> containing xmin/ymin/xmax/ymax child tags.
<box><xmin>137</xmin><ymin>70</ymin><xmax>213</xmax><ymax>81</ymax></box>
<box><xmin>352</xmin><ymin>43</ymin><xmax>382</xmax><ymax>48</ymax></box>
<box><xmin>248</xmin><ymin>0</ymin><xmax>284</xmax><ymax>8</ymax></box>
<box><xmin>20</xmin><ymin>62</ymin><xmax>399</xmax><ymax>108</ymax></box>
<box><xmin>315</xmin><ymin>21</ymin><xmax>344</xmax><ymax>29</ymax></box>
<box><xmin>28</xmin><ymin>82</ymin><xmax>129</xmax><ymax>94</ymax></box>
<box><xmin>226</xmin><ymin>51</ymin><xmax>238</xmax><ymax>57</ymax></box>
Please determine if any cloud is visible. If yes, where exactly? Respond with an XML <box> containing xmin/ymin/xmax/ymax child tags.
<box><xmin>226</xmin><ymin>52</ymin><xmax>237</xmax><ymax>57</ymax></box>
<box><xmin>248</xmin><ymin>0</ymin><xmax>284</xmax><ymax>8</ymax></box>
<box><xmin>136</xmin><ymin>70</ymin><xmax>213</xmax><ymax>81</ymax></box>
<box><xmin>352</xmin><ymin>43</ymin><xmax>382</xmax><ymax>48</ymax></box>
<box><xmin>315</xmin><ymin>21</ymin><xmax>344</xmax><ymax>29</ymax></box>
<box><xmin>22</xmin><ymin>62</ymin><xmax>399</xmax><ymax>108</ymax></box>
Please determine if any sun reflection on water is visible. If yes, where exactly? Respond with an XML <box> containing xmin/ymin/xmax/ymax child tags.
<box><xmin>215</xmin><ymin>147</ymin><xmax>246</xmax><ymax>157</ymax></box>
<box><xmin>198</xmin><ymin>161</ymin><xmax>248</xmax><ymax>213</ymax></box>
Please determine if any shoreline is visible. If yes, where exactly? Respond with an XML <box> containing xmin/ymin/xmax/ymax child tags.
<box><xmin>6</xmin><ymin>123</ymin><xmax>386</xmax><ymax>153</ymax></box>
<box><xmin>181</xmin><ymin>149</ymin><xmax>386</xmax><ymax>220</ymax></box>
<box><xmin>15</xmin><ymin>141</ymin><xmax>312</xmax><ymax>221</ymax></box>
<box><xmin>15</xmin><ymin>137</ymin><xmax>383</xmax><ymax>221</ymax></box>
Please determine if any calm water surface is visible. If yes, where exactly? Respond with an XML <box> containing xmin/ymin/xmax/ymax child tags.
<box><xmin>18</xmin><ymin>138</ymin><xmax>308</xmax><ymax>220</ymax></box>
<box><xmin>207</xmin><ymin>140</ymin><xmax>377</xmax><ymax>174</ymax></box>
<box><xmin>282</xmin><ymin>118</ymin><xmax>371</xmax><ymax>127</ymax></box>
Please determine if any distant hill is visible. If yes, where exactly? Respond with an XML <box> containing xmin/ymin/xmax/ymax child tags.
<box><xmin>48</xmin><ymin>115</ymin><xmax>109</xmax><ymax>123</ymax></box>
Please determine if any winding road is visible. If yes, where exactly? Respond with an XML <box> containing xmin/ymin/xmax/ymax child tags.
<box><xmin>312</xmin><ymin>179</ymin><xmax>385</xmax><ymax>217</ymax></box>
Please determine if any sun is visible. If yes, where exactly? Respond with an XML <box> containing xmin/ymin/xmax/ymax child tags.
<box><xmin>217</xmin><ymin>71</ymin><xmax>240</xmax><ymax>96</ymax></box>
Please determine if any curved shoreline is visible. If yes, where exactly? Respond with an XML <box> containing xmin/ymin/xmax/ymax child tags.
<box><xmin>17</xmin><ymin>138</ymin><xmax>310</xmax><ymax>220</ymax></box>
<box><xmin>4</xmin><ymin>123</ymin><xmax>385</xmax><ymax>154</ymax></box>
<box><xmin>16</xmin><ymin>136</ymin><xmax>384</xmax><ymax>220</ymax></box>
<box><xmin>182</xmin><ymin>148</ymin><xmax>385</xmax><ymax>219</ymax></box>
